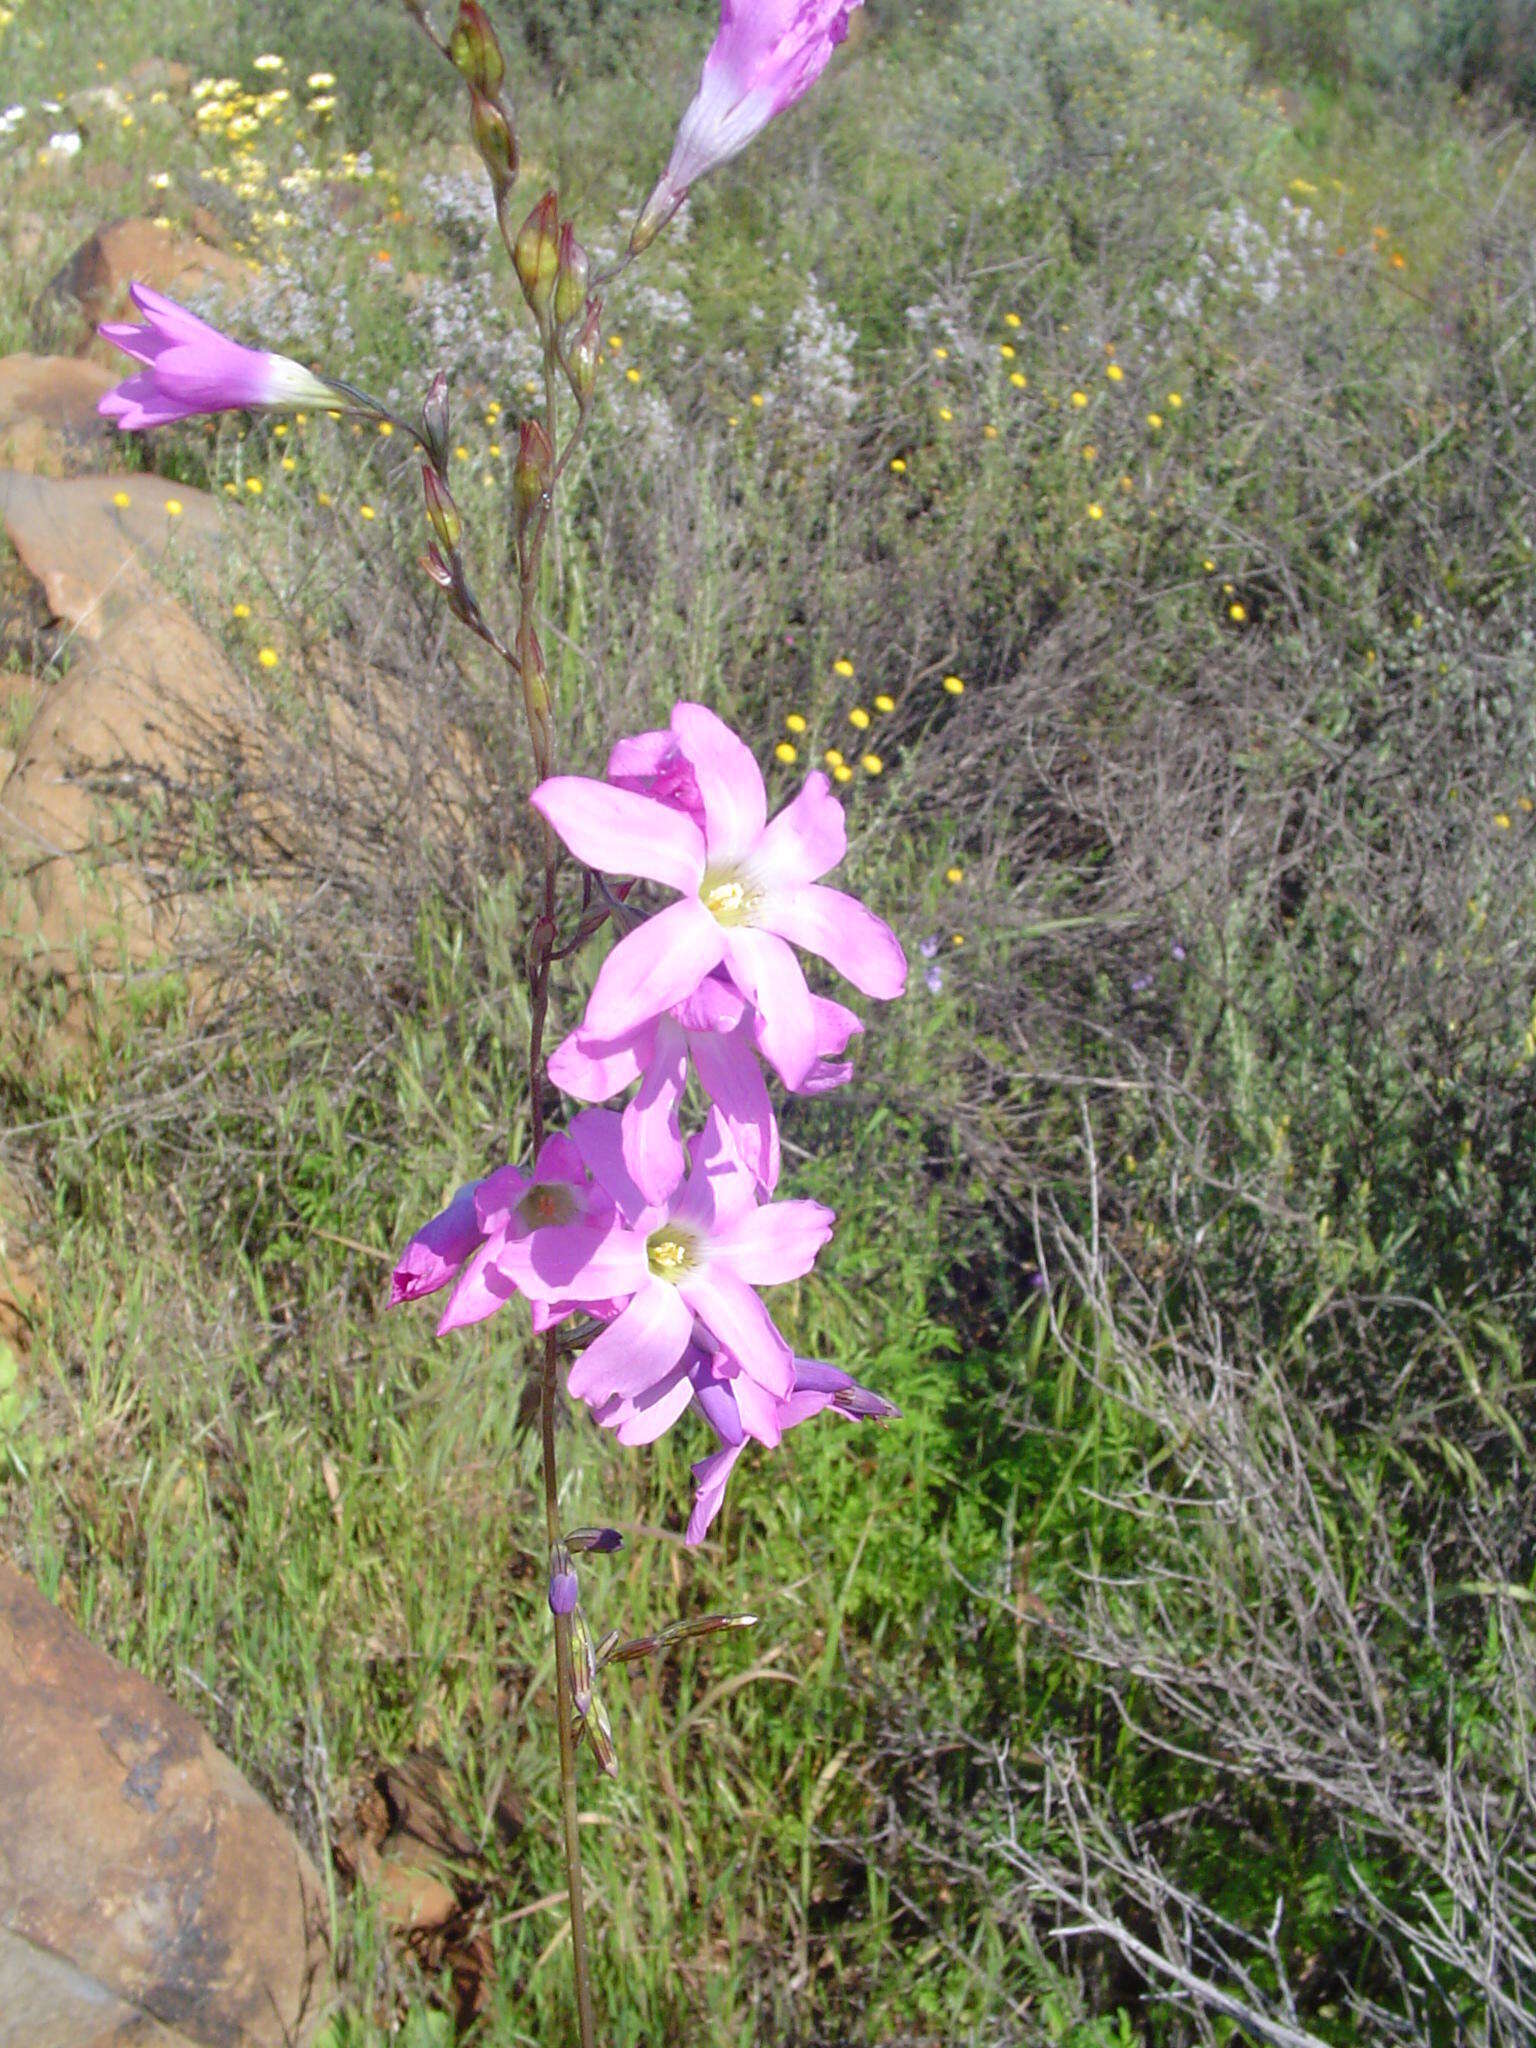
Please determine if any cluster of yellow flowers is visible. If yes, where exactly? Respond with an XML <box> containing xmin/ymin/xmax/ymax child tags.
<box><xmin>771</xmin><ymin>661</ymin><xmax>971</xmax><ymax>783</ymax></box>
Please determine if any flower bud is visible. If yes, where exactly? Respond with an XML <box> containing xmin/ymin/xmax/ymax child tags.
<box><xmin>469</xmin><ymin>88</ymin><xmax>517</xmax><ymax>197</ymax></box>
<box><xmin>420</xmin><ymin>371</ymin><xmax>450</xmax><ymax>471</ymax></box>
<box><xmin>513</xmin><ymin>417</ymin><xmax>553</xmax><ymax>523</ymax></box>
<box><xmin>553</xmin><ymin>222</ymin><xmax>589</xmax><ymax>328</ymax></box>
<box><xmin>421</xmin><ymin>542</ymin><xmax>455</xmax><ymax>589</ymax></box>
<box><xmin>566</xmin><ymin>1526</ymin><xmax>623</xmax><ymax>1554</ymax></box>
<box><xmin>514</xmin><ymin>190</ymin><xmax>560</xmax><ymax>317</ymax></box>
<box><xmin>547</xmin><ymin>1541</ymin><xmax>578</xmax><ymax>1616</ymax></box>
<box><xmin>566</xmin><ymin>296</ymin><xmax>602</xmax><ymax>404</ymax></box>
<box><xmin>421</xmin><ymin>464</ymin><xmax>462</xmax><ymax>553</ymax></box>
<box><xmin>447</xmin><ymin>0</ymin><xmax>506</xmax><ymax>95</ymax></box>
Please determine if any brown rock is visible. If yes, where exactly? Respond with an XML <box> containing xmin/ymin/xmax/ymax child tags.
<box><xmin>0</xmin><ymin>469</ymin><xmax>223</xmax><ymax>639</ymax></box>
<box><xmin>31</xmin><ymin>218</ymin><xmax>256</xmax><ymax>356</ymax></box>
<box><xmin>0</xmin><ymin>581</ymin><xmax>243</xmax><ymax>1014</ymax></box>
<box><xmin>0</xmin><ymin>1561</ymin><xmax>332</xmax><ymax>2045</ymax></box>
<box><xmin>0</xmin><ymin>355</ymin><xmax>119</xmax><ymax>476</ymax></box>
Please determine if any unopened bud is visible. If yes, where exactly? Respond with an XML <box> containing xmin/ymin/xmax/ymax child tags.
<box><xmin>566</xmin><ymin>296</ymin><xmax>602</xmax><ymax>404</ymax></box>
<box><xmin>469</xmin><ymin>88</ymin><xmax>517</xmax><ymax>196</ymax></box>
<box><xmin>566</xmin><ymin>1526</ymin><xmax>623</xmax><ymax>1554</ymax></box>
<box><xmin>609</xmin><ymin>1612</ymin><xmax>757</xmax><ymax>1664</ymax></box>
<box><xmin>421</xmin><ymin>465</ymin><xmax>462</xmax><ymax>553</ymax></box>
<box><xmin>514</xmin><ymin>190</ymin><xmax>560</xmax><ymax>317</ymax></box>
<box><xmin>420</xmin><ymin>372</ymin><xmax>450</xmax><ymax>471</ymax></box>
<box><xmin>513</xmin><ymin>417</ymin><xmax>553</xmax><ymax>522</ymax></box>
<box><xmin>421</xmin><ymin>543</ymin><xmax>454</xmax><ymax>589</ymax></box>
<box><xmin>553</xmin><ymin>222</ymin><xmax>589</xmax><ymax>328</ymax></box>
<box><xmin>835</xmin><ymin>1386</ymin><xmax>902</xmax><ymax>1422</ymax></box>
<box><xmin>447</xmin><ymin>0</ymin><xmax>506</xmax><ymax>95</ymax></box>
<box><xmin>547</xmin><ymin>1541</ymin><xmax>578</xmax><ymax>1616</ymax></box>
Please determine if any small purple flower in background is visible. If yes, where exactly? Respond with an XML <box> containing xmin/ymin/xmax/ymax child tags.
<box><xmin>97</xmin><ymin>283</ymin><xmax>340</xmax><ymax>429</ymax></box>
<box><xmin>924</xmin><ymin>964</ymin><xmax>944</xmax><ymax>994</ymax></box>
<box><xmin>918</xmin><ymin>934</ymin><xmax>940</xmax><ymax>960</ymax></box>
<box><xmin>633</xmin><ymin>0</ymin><xmax>864</xmax><ymax>247</ymax></box>
<box><xmin>1131</xmin><ymin>973</ymin><xmax>1154</xmax><ymax>993</ymax></box>
<box><xmin>1171</xmin><ymin>942</ymin><xmax>1187</xmax><ymax>962</ymax></box>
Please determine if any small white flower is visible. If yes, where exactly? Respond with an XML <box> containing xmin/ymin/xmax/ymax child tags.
<box><xmin>47</xmin><ymin>130</ymin><xmax>82</xmax><ymax>157</ymax></box>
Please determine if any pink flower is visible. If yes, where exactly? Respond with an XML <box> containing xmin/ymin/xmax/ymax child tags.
<box><xmin>531</xmin><ymin>702</ymin><xmax>905</xmax><ymax>1089</ymax></box>
<box><xmin>555</xmin><ymin>1107</ymin><xmax>834</xmax><ymax>1415</ymax></box>
<box><xmin>435</xmin><ymin>1132</ymin><xmax>628</xmax><ymax>1336</ymax></box>
<box><xmin>681</xmin><ymin>1351</ymin><xmax>900</xmax><ymax>1545</ymax></box>
<box><xmin>548</xmin><ymin>968</ymin><xmax>862</xmax><ymax>1204</ymax></box>
<box><xmin>98</xmin><ymin>282</ymin><xmax>339</xmax><ymax>430</ymax></box>
<box><xmin>635</xmin><ymin>0</ymin><xmax>864</xmax><ymax>245</ymax></box>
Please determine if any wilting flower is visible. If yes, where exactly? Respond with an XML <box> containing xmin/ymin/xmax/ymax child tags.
<box><xmin>531</xmin><ymin>702</ymin><xmax>905</xmax><ymax>1089</ymax></box>
<box><xmin>682</xmin><ymin>1351</ymin><xmax>899</xmax><ymax>1544</ymax></box>
<box><xmin>98</xmin><ymin>283</ymin><xmax>340</xmax><ymax>429</ymax></box>
<box><xmin>558</xmin><ymin>1107</ymin><xmax>834</xmax><ymax>1413</ymax></box>
<box><xmin>549</xmin><ymin>967</ymin><xmax>862</xmax><ymax>1202</ymax></box>
<box><xmin>633</xmin><ymin>0</ymin><xmax>863</xmax><ymax>246</ymax></box>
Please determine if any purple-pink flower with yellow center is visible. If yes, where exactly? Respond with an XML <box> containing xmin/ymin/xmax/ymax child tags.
<box><xmin>531</xmin><ymin>702</ymin><xmax>905</xmax><ymax>1090</ymax></box>
<box><xmin>554</xmin><ymin>1106</ymin><xmax>834</xmax><ymax>1419</ymax></box>
<box><xmin>97</xmin><ymin>282</ymin><xmax>339</xmax><ymax>430</ymax></box>
<box><xmin>633</xmin><ymin>0</ymin><xmax>863</xmax><ymax>248</ymax></box>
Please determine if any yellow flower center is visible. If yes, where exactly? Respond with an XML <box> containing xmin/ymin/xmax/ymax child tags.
<box><xmin>646</xmin><ymin>1229</ymin><xmax>697</xmax><ymax>1281</ymax></box>
<box><xmin>700</xmin><ymin>868</ymin><xmax>757</xmax><ymax>927</ymax></box>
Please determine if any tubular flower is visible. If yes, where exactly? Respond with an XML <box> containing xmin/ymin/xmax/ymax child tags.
<box><xmin>680</xmin><ymin>1350</ymin><xmax>900</xmax><ymax>1544</ymax></box>
<box><xmin>98</xmin><ymin>283</ymin><xmax>341</xmax><ymax>429</ymax></box>
<box><xmin>548</xmin><ymin>967</ymin><xmax>863</xmax><ymax>1203</ymax></box>
<box><xmin>556</xmin><ymin>1107</ymin><xmax>834</xmax><ymax>1415</ymax></box>
<box><xmin>633</xmin><ymin>0</ymin><xmax>863</xmax><ymax>247</ymax></box>
<box><xmin>531</xmin><ymin>702</ymin><xmax>905</xmax><ymax>1089</ymax></box>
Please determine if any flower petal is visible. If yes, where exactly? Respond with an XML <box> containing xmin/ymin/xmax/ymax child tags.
<box><xmin>686</xmin><ymin>1441</ymin><xmax>746</xmax><ymax>1546</ymax></box>
<box><xmin>436</xmin><ymin>1229</ymin><xmax>520</xmax><ymax>1331</ymax></box>
<box><xmin>689</xmin><ymin>1015</ymin><xmax>780</xmax><ymax>1192</ymax></box>
<box><xmin>586</xmin><ymin>897</ymin><xmax>725</xmax><ymax>1040</ymax></box>
<box><xmin>567</xmin><ymin>1281</ymin><xmax>693</xmax><ymax>1404</ymax></box>
<box><xmin>712</xmin><ymin>1197</ymin><xmax>834</xmax><ymax>1285</ymax></box>
<box><xmin>530</xmin><ymin>776</ymin><xmax>705</xmax><ymax>892</ymax></box>
<box><xmin>621</xmin><ymin>1018</ymin><xmax>690</xmax><ymax>1206</ymax></box>
<box><xmin>679</xmin><ymin>1263</ymin><xmax>794</xmax><ymax>1399</ymax></box>
<box><xmin>390</xmin><ymin>1179</ymin><xmax>485</xmax><ymax>1304</ymax></box>
<box><xmin>753</xmin><ymin>771</ymin><xmax>846</xmax><ymax>887</ymax></box>
<box><xmin>722</xmin><ymin>927</ymin><xmax>819</xmax><ymax>1089</ymax></box>
<box><xmin>605</xmin><ymin>1360</ymin><xmax>697</xmax><ymax>1445</ymax></box>
<box><xmin>758</xmin><ymin>882</ymin><xmax>907</xmax><ymax>999</ymax></box>
<box><xmin>669</xmin><ymin>702</ymin><xmax>766</xmax><ymax>865</ymax></box>
<box><xmin>547</xmin><ymin>1019</ymin><xmax>649</xmax><ymax>1102</ymax></box>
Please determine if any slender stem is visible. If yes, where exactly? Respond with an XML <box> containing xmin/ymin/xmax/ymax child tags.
<box><xmin>543</xmin><ymin>1331</ymin><xmax>598</xmax><ymax>2048</ymax></box>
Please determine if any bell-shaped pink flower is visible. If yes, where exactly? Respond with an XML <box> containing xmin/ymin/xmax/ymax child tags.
<box><xmin>635</xmin><ymin>0</ymin><xmax>864</xmax><ymax>245</ymax></box>
<box><xmin>98</xmin><ymin>282</ymin><xmax>340</xmax><ymax>430</ymax></box>
<box><xmin>530</xmin><ymin>702</ymin><xmax>905</xmax><ymax>1090</ymax></box>
<box><xmin>548</xmin><ymin>968</ymin><xmax>862</xmax><ymax>1204</ymax></box>
<box><xmin>551</xmin><ymin>1107</ymin><xmax>834</xmax><ymax>1415</ymax></box>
